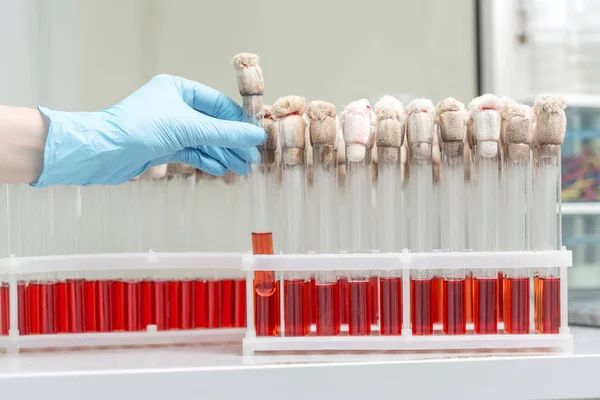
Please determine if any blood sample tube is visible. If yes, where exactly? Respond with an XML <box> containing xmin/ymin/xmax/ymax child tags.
<box><xmin>342</xmin><ymin>99</ymin><xmax>375</xmax><ymax>336</ymax></box>
<box><xmin>0</xmin><ymin>276</ymin><xmax>8</xmax><ymax>335</ymax></box>
<box><xmin>96</xmin><ymin>273</ymin><xmax>112</xmax><ymax>332</ymax></box>
<box><xmin>307</xmin><ymin>101</ymin><xmax>341</xmax><ymax>336</ymax></box>
<box><xmin>233</xmin><ymin>275</ymin><xmax>246</xmax><ymax>328</ymax></box>
<box><xmin>232</xmin><ymin>53</ymin><xmax>280</xmax><ymax>337</ymax></box>
<box><xmin>436</xmin><ymin>98</ymin><xmax>468</xmax><ymax>335</ymax></box>
<box><xmin>67</xmin><ymin>272</ymin><xmax>84</xmax><ymax>333</ymax></box>
<box><xmin>167</xmin><ymin>274</ymin><xmax>182</xmax><ymax>330</ymax></box>
<box><xmin>468</xmin><ymin>94</ymin><xmax>503</xmax><ymax>334</ymax></box>
<box><xmin>193</xmin><ymin>269</ymin><xmax>208</xmax><ymax>329</ymax></box>
<box><xmin>406</xmin><ymin>99</ymin><xmax>436</xmax><ymax>336</ymax></box>
<box><xmin>18</xmin><ymin>280</ymin><xmax>27</xmax><ymax>335</ymax></box>
<box><xmin>111</xmin><ymin>276</ymin><xmax>126</xmax><ymax>331</ymax></box>
<box><xmin>154</xmin><ymin>270</ymin><xmax>168</xmax><ymax>331</ymax></box>
<box><xmin>55</xmin><ymin>272</ymin><xmax>70</xmax><ymax>334</ymax></box>
<box><xmin>502</xmin><ymin>101</ymin><xmax>535</xmax><ymax>334</ymax></box>
<box><xmin>180</xmin><ymin>273</ymin><xmax>194</xmax><ymax>330</ymax></box>
<box><xmin>220</xmin><ymin>272</ymin><xmax>235</xmax><ymax>329</ymax></box>
<box><xmin>531</xmin><ymin>96</ymin><xmax>566</xmax><ymax>334</ymax></box>
<box><xmin>207</xmin><ymin>275</ymin><xmax>221</xmax><ymax>329</ymax></box>
<box><xmin>84</xmin><ymin>271</ymin><xmax>98</xmax><ymax>332</ymax></box>
<box><xmin>124</xmin><ymin>272</ymin><xmax>141</xmax><ymax>332</ymax></box>
<box><xmin>373</xmin><ymin>96</ymin><xmax>405</xmax><ymax>335</ymax></box>
<box><xmin>140</xmin><ymin>272</ymin><xmax>154</xmax><ymax>330</ymax></box>
<box><xmin>273</xmin><ymin>95</ymin><xmax>311</xmax><ymax>337</ymax></box>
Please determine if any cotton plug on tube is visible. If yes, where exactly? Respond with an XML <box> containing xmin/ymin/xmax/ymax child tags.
<box><xmin>343</xmin><ymin>99</ymin><xmax>372</xmax><ymax>163</ymax></box>
<box><xmin>532</xmin><ymin>95</ymin><xmax>566</xmax><ymax>334</ymax></box>
<box><xmin>232</xmin><ymin>53</ymin><xmax>264</xmax><ymax>120</ymax></box>
<box><xmin>436</xmin><ymin>97</ymin><xmax>468</xmax><ymax>335</ymax></box>
<box><xmin>469</xmin><ymin>94</ymin><xmax>503</xmax><ymax>158</ymax></box>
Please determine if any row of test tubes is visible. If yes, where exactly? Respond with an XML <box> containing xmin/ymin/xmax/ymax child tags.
<box><xmin>0</xmin><ymin>270</ymin><xmax>245</xmax><ymax>336</ymax></box>
<box><xmin>232</xmin><ymin>53</ymin><xmax>566</xmax><ymax>338</ymax></box>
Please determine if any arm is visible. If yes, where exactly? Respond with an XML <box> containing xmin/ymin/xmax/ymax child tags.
<box><xmin>0</xmin><ymin>105</ymin><xmax>48</xmax><ymax>184</ymax></box>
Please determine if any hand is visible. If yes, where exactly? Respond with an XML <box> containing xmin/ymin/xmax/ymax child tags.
<box><xmin>33</xmin><ymin>74</ymin><xmax>265</xmax><ymax>187</ymax></box>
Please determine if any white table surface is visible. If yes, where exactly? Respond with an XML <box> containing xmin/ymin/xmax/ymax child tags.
<box><xmin>0</xmin><ymin>327</ymin><xmax>599</xmax><ymax>400</ymax></box>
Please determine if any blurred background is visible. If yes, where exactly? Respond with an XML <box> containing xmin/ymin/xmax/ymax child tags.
<box><xmin>0</xmin><ymin>0</ymin><xmax>599</xmax><ymax>290</ymax></box>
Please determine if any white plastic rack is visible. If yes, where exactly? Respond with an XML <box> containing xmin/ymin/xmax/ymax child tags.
<box><xmin>0</xmin><ymin>252</ymin><xmax>246</xmax><ymax>353</ymax></box>
<box><xmin>242</xmin><ymin>249</ymin><xmax>573</xmax><ymax>356</ymax></box>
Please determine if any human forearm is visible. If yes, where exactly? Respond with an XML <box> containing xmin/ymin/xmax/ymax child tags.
<box><xmin>0</xmin><ymin>105</ymin><xmax>48</xmax><ymax>184</ymax></box>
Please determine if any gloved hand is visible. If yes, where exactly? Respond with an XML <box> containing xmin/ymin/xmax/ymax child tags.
<box><xmin>33</xmin><ymin>74</ymin><xmax>265</xmax><ymax>187</ymax></box>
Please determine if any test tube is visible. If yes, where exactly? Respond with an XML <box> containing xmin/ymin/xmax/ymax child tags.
<box><xmin>436</xmin><ymin>98</ymin><xmax>468</xmax><ymax>335</ymax></box>
<box><xmin>502</xmin><ymin>102</ymin><xmax>534</xmax><ymax>334</ymax></box>
<box><xmin>342</xmin><ymin>99</ymin><xmax>374</xmax><ymax>336</ymax></box>
<box><xmin>374</xmin><ymin>96</ymin><xmax>405</xmax><ymax>335</ymax></box>
<box><xmin>468</xmin><ymin>94</ymin><xmax>503</xmax><ymax>334</ymax></box>
<box><xmin>406</xmin><ymin>99</ymin><xmax>435</xmax><ymax>336</ymax></box>
<box><xmin>531</xmin><ymin>96</ymin><xmax>566</xmax><ymax>334</ymax></box>
<box><xmin>273</xmin><ymin>96</ymin><xmax>310</xmax><ymax>336</ymax></box>
<box><xmin>0</xmin><ymin>274</ymin><xmax>8</xmax><ymax>336</ymax></box>
<box><xmin>308</xmin><ymin>100</ymin><xmax>340</xmax><ymax>336</ymax></box>
<box><xmin>336</xmin><ymin>117</ymin><xmax>350</xmax><ymax>326</ymax></box>
<box><xmin>232</xmin><ymin>53</ymin><xmax>280</xmax><ymax>336</ymax></box>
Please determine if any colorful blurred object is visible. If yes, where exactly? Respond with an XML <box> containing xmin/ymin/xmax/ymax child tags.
<box><xmin>561</xmin><ymin>108</ymin><xmax>600</xmax><ymax>202</ymax></box>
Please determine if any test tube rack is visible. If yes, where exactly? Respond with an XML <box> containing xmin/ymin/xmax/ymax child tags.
<box><xmin>241</xmin><ymin>249</ymin><xmax>573</xmax><ymax>356</ymax></box>
<box><xmin>0</xmin><ymin>252</ymin><xmax>245</xmax><ymax>353</ymax></box>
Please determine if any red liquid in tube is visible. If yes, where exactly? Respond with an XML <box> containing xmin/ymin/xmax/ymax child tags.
<box><xmin>96</xmin><ymin>280</ymin><xmax>112</xmax><ymax>332</ymax></box>
<box><xmin>368</xmin><ymin>277</ymin><xmax>379</xmax><ymax>325</ymax></box>
<box><xmin>208</xmin><ymin>280</ymin><xmax>221</xmax><ymax>328</ymax></box>
<box><xmin>0</xmin><ymin>283</ymin><xmax>8</xmax><ymax>335</ymax></box>
<box><xmin>252</xmin><ymin>232</ymin><xmax>280</xmax><ymax>336</ymax></box>
<box><xmin>316</xmin><ymin>281</ymin><xmax>340</xmax><ymax>336</ymax></box>
<box><xmin>411</xmin><ymin>278</ymin><xmax>432</xmax><ymax>336</ymax></box>
<box><xmin>221</xmin><ymin>279</ymin><xmax>234</xmax><ymax>328</ymax></box>
<box><xmin>55</xmin><ymin>281</ymin><xmax>69</xmax><ymax>333</ymax></box>
<box><xmin>140</xmin><ymin>280</ymin><xmax>154</xmax><ymax>330</ymax></box>
<box><xmin>193</xmin><ymin>280</ymin><xmax>208</xmax><ymax>328</ymax></box>
<box><xmin>473</xmin><ymin>277</ymin><xmax>498</xmax><ymax>334</ymax></box>
<box><xmin>125</xmin><ymin>281</ymin><xmax>141</xmax><ymax>332</ymax></box>
<box><xmin>167</xmin><ymin>280</ymin><xmax>182</xmax><ymax>330</ymax></box>
<box><xmin>465</xmin><ymin>273</ymin><xmax>473</xmax><ymax>324</ymax></box>
<box><xmin>40</xmin><ymin>282</ymin><xmax>56</xmax><ymax>334</ymax></box>
<box><xmin>233</xmin><ymin>279</ymin><xmax>246</xmax><ymax>328</ymax></box>
<box><xmin>339</xmin><ymin>277</ymin><xmax>350</xmax><ymax>325</ymax></box>
<box><xmin>497</xmin><ymin>272</ymin><xmax>504</xmax><ymax>323</ymax></box>
<box><xmin>180</xmin><ymin>280</ymin><xmax>194</xmax><ymax>330</ymax></box>
<box><xmin>310</xmin><ymin>278</ymin><xmax>317</xmax><ymax>325</ymax></box>
<box><xmin>27</xmin><ymin>283</ymin><xmax>41</xmax><ymax>335</ymax></box>
<box><xmin>348</xmin><ymin>280</ymin><xmax>370</xmax><ymax>336</ymax></box>
<box><xmin>504</xmin><ymin>277</ymin><xmax>530</xmax><ymax>334</ymax></box>
<box><xmin>284</xmin><ymin>279</ymin><xmax>310</xmax><ymax>336</ymax></box>
<box><xmin>379</xmin><ymin>277</ymin><xmax>402</xmax><ymax>335</ymax></box>
<box><xmin>431</xmin><ymin>276</ymin><xmax>443</xmax><ymax>325</ymax></box>
<box><xmin>111</xmin><ymin>280</ymin><xmax>126</xmax><ymax>331</ymax></box>
<box><xmin>443</xmin><ymin>279</ymin><xmax>466</xmax><ymax>335</ymax></box>
<box><xmin>18</xmin><ymin>282</ymin><xmax>27</xmax><ymax>335</ymax></box>
<box><xmin>67</xmin><ymin>279</ymin><xmax>84</xmax><ymax>333</ymax></box>
<box><xmin>84</xmin><ymin>280</ymin><xmax>98</xmax><ymax>332</ymax></box>
<box><xmin>538</xmin><ymin>277</ymin><xmax>560</xmax><ymax>334</ymax></box>
<box><xmin>154</xmin><ymin>280</ymin><xmax>167</xmax><ymax>330</ymax></box>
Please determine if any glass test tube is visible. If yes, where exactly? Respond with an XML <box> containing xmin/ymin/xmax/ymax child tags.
<box><xmin>377</xmin><ymin>146</ymin><xmax>402</xmax><ymax>335</ymax></box>
<box><xmin>347</xmin><ymin>147</ymin><xmax>372</xmax><ymax>336</ymax></box>
<box><xmin>532</xmin><ymin>148</ymin><xmax>562</xmax><ymax>334</ymax></box>
<box><xmin>0</xmin><ymin>274</ymin><xmax>8</xmax><ymax>336</ymax></box>
<box><xmin>248</xmin><ymin>106</ymin><xmax>280</xmax><ymax>337</ymax></box>
<box><xmin>471</xmin><ymin>146</ymin><xmax>500</xmax><ymax>334</ymax></box>
<box><xmin>504</xmin><ymin>155</ymin><xmax>531</xmax><ymax>334</ymax></box>
<box><xmin>409</xmin><ymin>161</ymin><xmax>433</xmax><ymax>335</ymax></box>
<box><xmin>280</xmin><ymin>115</ymin><xmax>310</xmax><ymax>337</ymax></box>
<box><xmin>314</xmin><ymin>143</ymin><xmax>341</xmax><ymax>336</ymax></box>
<box><xmin>440</xmin><ymin>143</ymin><xmax>466</xmax><ymax>335</ymax></box>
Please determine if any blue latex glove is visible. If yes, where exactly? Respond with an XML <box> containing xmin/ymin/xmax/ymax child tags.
<box><xmin>33</xmin><ymin>74</ymin><xmax>265</xmax><ymax>187</ymax></box>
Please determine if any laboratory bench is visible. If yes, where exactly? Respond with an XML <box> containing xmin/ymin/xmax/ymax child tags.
<box><xmin>0</xmin><ymin>326</ymin><xmax>598</xmax><ymax>400</ymax></box>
